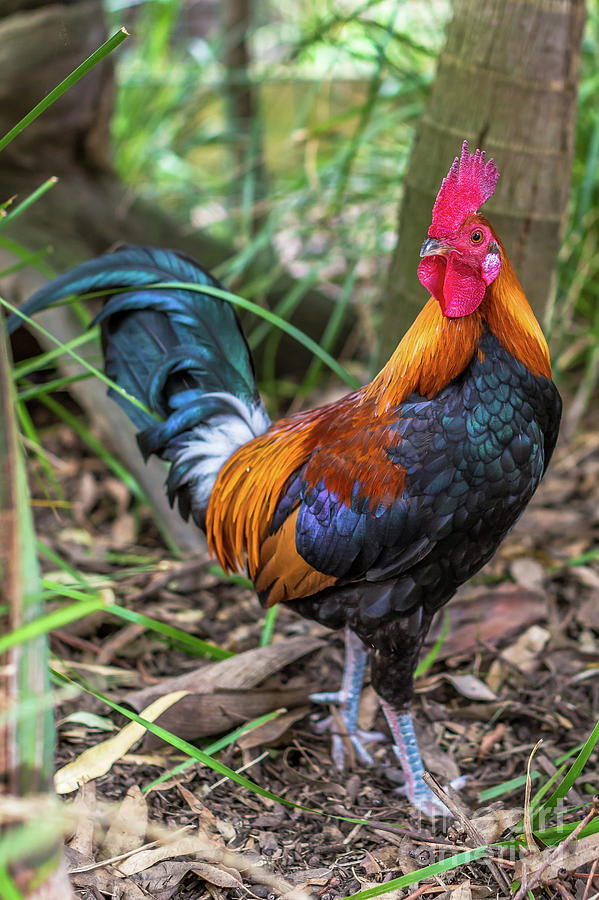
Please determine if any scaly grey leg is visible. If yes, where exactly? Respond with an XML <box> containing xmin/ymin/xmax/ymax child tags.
<box><xmin>311</xmin><ymin>626</ymin><xmax>384</xmax><ymax>768</ymax></box>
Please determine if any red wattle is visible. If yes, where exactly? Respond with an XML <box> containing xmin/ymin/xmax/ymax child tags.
<box><xmin>417</xmin><ymin>256</ymin><xmax>446</xmax><ymax>306</ymax></box>
<box><xmin>441</xmin><ymin>254</ymin><xmax>485</xmax><ymax>317</ymax></box>
<box><xmin>418</xmin><ymin>254</ymin><xmax>485</xmax><ymax>318</ymax></box>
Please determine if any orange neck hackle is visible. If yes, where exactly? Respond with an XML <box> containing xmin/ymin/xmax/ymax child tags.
<box><xmin>482</xmin><ymin>238</ymin><xmax>552</xmax><ymax>382</ymax></box>
<box><xmin>366</xmin><ymin>233</ymin><xmax>551</xmax><ymax>413</ymax></box>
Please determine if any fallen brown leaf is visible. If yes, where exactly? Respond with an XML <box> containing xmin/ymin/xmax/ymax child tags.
<box><xmin>110</xmin><ymin>512</ymin><xmax>136</xmax><ymax>547</ymax></box>
<box><xmin>116</xmin><ymin>830</ymin><xmax>217</xmax><ymax>878</ymax></box>
<box><xmin>427</xmin><ymin>585</ymin><xmax>546</xmax><ymax>661</ymax></box>
<box><xmin>65</xmin><ymin>844</ymin><xmax>147</xmax><ymax>900</ymax></box>
<box><xmin>510</xmin><ymin>558</ymin><xmax>545</xmax><ymax>594</ymax></box>
<box><xmin>486</xmin><ymin>625</ymin><xmax>549</xmax><ymax>693</ymax></box>
<box><xmin>192</xmin><ymin>862</ymin><xmax>245</xmax><ymax>890</ymax></box>
<box><xmin>68</xmin><ymin>781</ymin><xmax>96</xmax><ymax>857</ymax></box>
<box><xmin>133</xmin><ymin>860</ymin><xmax>200</xmax><ymax>900</ymax></box>
<box><xmin>444</xmin><ymin>673</ymin><xmax>497</xmax><ymax>701</ymax></box>
<box><xmin>126</xmin><ymin>635</ymin><xmax>323</xmax><ymax>710</ymax></box>
<box><xmin>451</xmin><ymin>880</ymin><xmax>472</xmax><ymax>900</ymax></box>
<box><xmin>140</xmin><ymin>688</ymin><xmax>310</xmax><ymax>749</ymax></box>
<box><xmin>514</xmin><ymin>833</ymin><xmax>599</xmax><ymax>882</ymax></box>
<box><xmin>471</xmin><ymin>807</ymin><xmax>521</xmax><ymax>842</ymax></box>
<box><xmin>236</xmin><ymin>706</ymin><xmax>309</xmax><ymax>751</ymax></box>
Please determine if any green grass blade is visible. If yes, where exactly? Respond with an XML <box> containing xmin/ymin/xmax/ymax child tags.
<box><xmin>51</xmin><ymin>668</ymin><xmax>415</xmax><ymax>831</ymax></box>
<box><xmin>535</xmin><ymin>814</ymin><xmax>599</xmax><ymax>846</ymax></box>
<box><xmin>205</xmin><ymin>564</ymin><xmax>253</xmax><ymax>589</ymax></box>
<box><xmin>38</xmin><ymin>578</ymin><xmax>231</xmax><ymax>659</ymax></box>
<box><xmin>1</xmin><ymin>296</ymin><xmax>155</xmax><ymax>420</ymax></box>
<box><xmin>13</xmin><ymin>331</ymin><xmax>98</xmax><ymax>379</ymax></box>
<box><xmin>0</xmin><ymin>866</ymin><xmax>26</xmax><ymax>899</ymax></box>
<box><xmin>105</xmin><ymin>603</ymin><xmax>233</xmax><ymax>660</ymax></box>
<box><xmin>534</xmin><ymin>718</ymin><xmax>599</xmax><ymax>820</ymax></box>
<box><xmin>259</xmin><ymin>605</ymin><xmax>279</xmax><ymax>647</ymax></box>
<box><xmin>17</xmin><ymin>372</ymin><xmax>93</xmax><ymax>402</ymax></box>
<box><xmin>144</xmin><ymin>709</ymin><xmax>283</xmax><ymax>792</ymax></box>
<box><xmin>0</xmin><ymin>819</ymin><xmax>67</xmax><ymax>871</ymax></box>
<box><xmin>341</xmin><ymin>847</ymin><xmax>490</xmax><ymax>899</ymax></box>
<box><xmin>414</xmin><ymin>611</ymin><xmax>450</xmax><ymax>678</ymax></box>
<box><xmin>0</xmin><ymin>598</ymin><xmax>107</xmax><ymax>654</ymax></box>
<box><xmin>76</xmin><ymin>282</ymin><xmax>361</xmax><ymax>390</ymax></box>
<box><xmin>479</xmin><ymin>740</ymin><xmax>585</xmax><ymax>802</ymax></box>
<box><xmin>15</xmin><ymin>398</ymin><xmax>63</xmax><ymax>496</ymax></box>
<box><xmin>0</xmin><ymin>246</ymin><xmax>52</xmax><ymax>280</ymax></box>
<box><xmin>0</xmin><ymin>236</ymin><xmax>55</xmax><ymax>278</ymax></box>
<box><xmin>0</xmin><ymin>178</ymin><xmax>58</xmax><ymax>230</ymax></box>
<box><xmin>528</xmin><ymin>761</ymin><xmax>568</xmax><ymax>811</ymax></box>
<box><xmin>0</xmin><ymin>29</ymin><xmax>129</xmax><ymax>153</ymax></box>
<box><xmin>36</xmin><ymin>539</ymin><xmax>88</xmax><ymax>585</ymax></box>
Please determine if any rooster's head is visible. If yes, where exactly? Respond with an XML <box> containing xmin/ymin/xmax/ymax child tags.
<box><xmin>418</xmin><ymin>141</ymin><xmax>500</xmax><ymax>318</ymax></box>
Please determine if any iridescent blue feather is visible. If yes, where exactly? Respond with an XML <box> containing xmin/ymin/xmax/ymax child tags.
<box><xmin>8</xmin><ymin>245</ymin><xmax>271</xmax><ymax>525</ymax></box>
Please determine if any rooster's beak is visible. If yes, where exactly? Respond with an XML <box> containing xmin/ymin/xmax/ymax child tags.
<box><xmin>420</xmin><ymin>238</ymin><xmax>454</xmax><ymax>258</ymax></box>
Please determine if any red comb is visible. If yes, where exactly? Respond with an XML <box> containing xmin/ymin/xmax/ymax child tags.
<box><xmin>429</xmin><ymin>140</ymin><xmax>499</xmax><ymax>236</ymax></box>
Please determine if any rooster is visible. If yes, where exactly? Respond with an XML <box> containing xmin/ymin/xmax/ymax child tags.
<box><xmin>8</xmin><ymin>141</ymin><xmax>561</xmax><ymax>815</ymax></box>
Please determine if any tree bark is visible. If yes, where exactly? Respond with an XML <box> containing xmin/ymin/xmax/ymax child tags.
<box><xmin>222</xmin><ymin>0</ymin><xmax>268</xmax><ymax>234</ymax></box>
<box><xmin>378</xmin><ymin>0</ymin><xmax>585</xmax><ymax>365</ymax></box>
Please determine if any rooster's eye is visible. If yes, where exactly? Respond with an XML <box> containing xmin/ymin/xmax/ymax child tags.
<box><xmin>471</xmin><ymin>230</ymin><xmax>483</xmax><ymax>244</ymax></box>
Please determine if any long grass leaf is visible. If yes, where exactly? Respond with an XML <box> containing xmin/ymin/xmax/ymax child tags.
<box><xmin>51</xmin><ymin>668</ymin><xmax>422</xmax><ymax>832</ymax></box>
<box><xmin>1</xmin><ymin>296</ymin><xmax>156</xmax><ymax>419</ymax></box>
<box><xmin>341</xmin><ymin>847</ymin><xmax>490</xmax><ymax>899</ymax></box>
<box><xmin>534</xmin><ymin>719</ymin><xmax>599</xmax><ymax>820</ymax></box>
<box><xmin>415</xmin><ymin>611</ymin><xmax>450</xmax><ymax>678</ymax></box>
<box><xmin>144</xmin><ymin>709</ymin><xmax>284</xmax><ymax>792</ymax></box>
<box><xmin>0</xmin><ymin>599</ymin><xmax>107</xmax><ymax>654</ymax></box>
<box><xmin>77</xmin><ymin>282</ymin><xmax>361</xmax><ymax>389</ymax></box>
<box><xmin>0</xmin><ymin>178</ymin><xmax>58</xmax><ymax>230</ymax></box>
<box><xmin>0</xmin><ymin>29</ymin><xmax>129</xmax><ymax>152</ymax></box>
<box><xmin>106</xmin><ymin>603</ymin><xmax>232</xmax><ymax>660</ymax></box>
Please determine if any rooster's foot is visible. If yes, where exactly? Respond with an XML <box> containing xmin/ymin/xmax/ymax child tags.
<box><xmin>310</xmin><ymin>699</ymin><xmax>385</xmax><ymax>768</ymax></box>
<box><xmin>382</xmin><ymin>701</ymin><xmax>467</xmax><ymax>820</ymax></box>
<box><xmin>310</xmin><ymin>625</ymin><xmax>381</xmax><ymax>769</ymax></box>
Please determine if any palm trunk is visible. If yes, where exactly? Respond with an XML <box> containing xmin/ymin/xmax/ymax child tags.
<box><xmin>377</xmin><ymin>0</ymin><xmax>585</xmax><ymax>365</ymax></box>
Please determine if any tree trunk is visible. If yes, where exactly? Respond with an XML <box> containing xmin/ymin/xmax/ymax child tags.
<box><xmin>222</xmin><ymin>0</ymin><xmax>268</xmax><ymax>235</ymax></box>
<box><xmin>377</xmin><ymin>0</ymin><xmax>585</xmax><ymax>365</ymax></box>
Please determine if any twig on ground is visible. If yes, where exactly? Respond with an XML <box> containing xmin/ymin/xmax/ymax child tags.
<box><xmin>524</xmin><ymin>739</ymin><xmax>544</xmax><ymax>852</ymax></box>
<box><xmin>582</xmin><ymin>857</ymin><xmax>599</xmax><ymax>900</ymax></box>
<box><xmin>423</xmin><ymin>773</ymin><xmax>512</xmax><ymax>893</ymax></box>
<box><xmin>513</xmin><ymin>796</ymin><xmax>599</xmax><ymax>900</ymax></box>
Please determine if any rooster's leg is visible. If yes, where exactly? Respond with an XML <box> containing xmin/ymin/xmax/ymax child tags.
<box><xmin>381</xmin><ymin>700</ymin><xmax>451</xmax><ymax>818</ymax></box>
<box><xmin>311</xmin><ymin>625</ymin><xmax>384</xmax><ymax>769</ymax></box>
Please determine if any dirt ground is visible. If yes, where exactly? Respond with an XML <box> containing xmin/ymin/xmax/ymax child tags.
<box><xmin>29</xmin><ymin>406</ymin><xmax>599</xmax><ymax>899</ymax></box>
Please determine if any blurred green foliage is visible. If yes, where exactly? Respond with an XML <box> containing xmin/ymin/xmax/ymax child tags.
<box><xmin>105</xmin><ymin>0</ymin><xmax>598</xmax><ymax>417</ymax></box>
<box><xmin>105</xmin><ymin>0</ymin><xmax>446</xmax><ymax>363</ymax></box>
